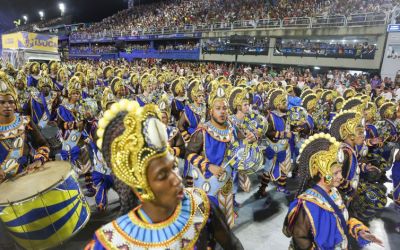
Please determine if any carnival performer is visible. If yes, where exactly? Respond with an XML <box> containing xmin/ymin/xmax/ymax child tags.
<box><xmin>27</xmin><ymin>62</ymin><xmax>40</xmax><ymax>88</ymax></box>
<box><xmin>178</xmin><ymin>79</ymin><xmax>206</xmax><ymax>142</ymax></box>
<box><xmin>329</xmin><ymin>111</ymin><xmax>366</xmax><ymax>204</ymax></box>
<box><xmin>0</xmin><ymin>77</ymin><xmax>50</xmax><ymax>182</ymax></box>
<box><xmin>0</xmin><ymin>74</ymin><xmax>51</xmax><ymax>250</ymax></box>
<box><xmin>136</xmin><ymin>73</ymin><xmax>156</xmax><ymax>107</ymax></box>
<box><xmin>14</xmin><ymin>70</ymin><xmax>31</xmax><ymax>113</ymax></box>
<box><xmin>110</xmin><ymin>77</ymin><xmax>129</xmax><ymax>99</ymax></box>
<box><xmin>170</xmin><ymin>77</ymin><xmax>186</xmax><ymax>122</ymax></box>
<box><xmin>283</xmin><ymin>133</ymin><xmax>383</xmax><ymax>249</ymax></box>
<box><xmin>185</xmin><ymin>85</ymin><xmax>239</xmax><ymax>227</ymax></box>
<box><xmin>256</xmin><ymin>89</ymin><xmax>292</xmax><ymax>199</ymax></box>
<box><xmin>86</xmin><ymin>99</ymin><xmax>243</xmax><ymax>249</ymax></box>
<box><xmin>57</xmin><ymin>77</ymin><xmax>96</xmax><ymax>196</ymax></box>
<box><xmin>101</xmin><ymin>66</ymin><xmax>114</xmax><ymax>87</ymax></box>
<box><xmin>228</xmin><ymin>86</ymin><xmax>264</xmax><ymax>204</ymax></box>
<box><xmin>56</xmin><ymin>67</ymin><xmax>69</xmax><ymax>96</ymax></box>
<box><xmin>26</xmin><ymin>75</ymin><xmax>60</xmax><ymax>129</ymax></box>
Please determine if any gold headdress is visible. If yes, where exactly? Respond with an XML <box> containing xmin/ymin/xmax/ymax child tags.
<box><xmin>268</xmin><ymin>89</ymin><xmax>287</xmax><ymax>110</ymax></box>
<box><xmin>15</xmin><ymin>70</ymin><xmax>27</xmax><ymax>88</ymax></box>
<box><xmin>129</xmin><ymin>73</ymin><xmax>139</xmax><ymax>87</ymax></box>
<box><xmin>341</xmin><ymin>97</ymin><xmax>365</xmax><ymax>113</ymax></box>
<box><xmin>374</xmin><ymin>96</ymin><xmax>385</xmax><ymax>109</ymax></box>
<box><xmin>300</xmin><ymin>89</ymin><xmax>313</xmax><ymax>99</ymax></box>
<box><xmin>68</xmin><ymin>76</ymin><xmax>82</xmax><ymax>96</ymax></box>
<box><xmin>101</xmin><ymin>87</ymin><xmax>117</xmax><ymax>110</ymax></box>
<box><xmin>49</xmin><ymin>60</ymin><xmax>59</xmax><ymax>73</ymax></box>
<box><xmin>29</xmin><ymin>62</ymin><xmax>40</xmax><ymax>75</ymax></box>
<box><xmin>187</xmin><ymin>79</ymin><xmax>204</xmax><ymax>103</ymax></box>
<box><xmin>140</xmin><ymin>73</ymin><xmax>157</xmax><ymax>91</ymax></box>
<box><xmin>96</xmin><ymin>100</ymin><xmax>168</xmax><ymax>201</ymax></box>
<box><xmin>301</xmin><ymin>93</ymin><xmax>318</xmax><ymax>112</ymax></box>
<box><xmin>57</xmin><ymin>67</ymin><xmax>69</xmax><ymax>82</ymax></box>
<box><xmin>299</xmin><ymin>133</ymin><xmax>342</xmax><ymax>182</ymax></box>
<box><xmin>321</xmin><ymin>90</ymin><xmax>334</xmax><ymax>103</ymax></box>
<box><xmin>334</xmin><ymin>96</ymin><xmax>344</xmax><ymax>112</ymax></box>
<box><xmin>329</xmin><ymin>110</ymin><xmax>364</xmax><ymax>141</ymax></box>
<box><xmin>379</xmin><ymin>102</ymin><xmax>396</xmax><ymax>119</ymax></box>
<box><xmin>38</xmin><ymin>75</ymin><xmax>54</xmax><ymax>89</ymax></box>
<box><xmin>170</xmin><ymin>78</ymin><xmax>185</xmax><ymax>97</ymax></box>
<box><xmin>343</xmin><ymin>88</ymin><xmax>356</xmax><ymax>99</ymax></box>
<box><xmin>0</xmin><ymin>78</ymin><xmax>18</xmax><ymax>102</ymax></box>
<box><xmin>364</xmin><ymin>102</ymin><xmax>378</xmax><ymax>122</ymax></box>
<box><xmin>103</xmin><ymin>66</ymin><xmax>114</xmax><ymax>79</ymax></box>
<box><xmin>158</xmin><ymin>94</ymin><xmax>171</xmax><ymax>117</ymax></box>
<box><xmin>110</xmin><ymin>77</ymin><xmax>125</xmax><ymax>94</ymax></box>
<box><xmin>228</xmin><ymin>87</ymin><xmax>249</xmax><ymax>113</ymax></box>
<box><xmin>208</xmin><ymin>85</ymin><xmax>227</xmax><ymax>107</ymax></box>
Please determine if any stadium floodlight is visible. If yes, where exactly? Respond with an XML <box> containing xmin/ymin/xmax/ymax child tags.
<box><xmin>314</xmin><ymin>66</ymin><xmax>320</xmax><ymax>70</ymax></box>
<box><xmin>23</xmin><ymin>15</ymin><xmax>28</xmax><ymax>24</ymax></box>
<box><xmin>59</xmin><ymin>3</ymin><xmax>65</xmax><ymax>16</ymax></box>
<box><xmin>39</xmin><ymin>10</ymin><xmax>44</xmax><ymax>20</ymax></box>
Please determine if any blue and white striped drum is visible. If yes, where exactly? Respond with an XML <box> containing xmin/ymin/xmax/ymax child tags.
<box><xmin>0</xmin><ymin>161</ymin><xmax>90</xmax><ymax>250</ymax></box>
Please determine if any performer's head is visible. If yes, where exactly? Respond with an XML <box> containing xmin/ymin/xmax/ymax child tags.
<box><xmin>297</xmin><ymin>133</ymin><xmax>343</xmax><ymax>194</ymax></box>
<box><xmin>228</xmin><ymin>87</ymin><xmax>250</xmax><ymax>115</ymax></box>
<box><xmin>140</xmin><ymin>74</ymin><xmax>156</xmax><ymax>94</ymax></box>
<box><xmin>379</xmin><ymin>102</ymin><xmax>397</xmax><ymax>120</ymax></box>
<box><xmin>170</xmin><ymin>78</ymin><xmax>186</xmax><ymax>98</ymax></box>
<box><xmin>329</xmin><ymin>110</ymin><xmax>365</xmax><ymax>147</ymax></box>
<box><xmin>364</xmin><ymin>102</ymin><xmax>377</xmax><ymax>122</ymax></box>
<box><xmin>209</xmin><ymin>86</ymin><xmax>228</xmax><ymax>126</ymax></box>
<box><xmin>97</xmin><ymin>100</ymin><xmax>183</xmax><ymax>211</ymax></box>
<box><xmin>38</xmin><ymin>76</ymin><xmax>53</xmax><ymax>96</ymax></box>
<box><xmin>187</xmin><ymin>79</ymin><xmax>205</xmax><ymax>105</ymax></box>
<box><xmin>0</xmin><ymin>79</ymin><xmax>18</xmax><ymax>119</ymax></box>
<box><xmin>68</xmin><ymin>76</ymin><xmax>82</xmax><ymax>103</ymax></box>
<box><xmin>301</xmin><ymin>93</ymin><xmax>318</xmax><ymax>113</ymax></box>
<box><xmin>111</xmin><ymin>77</ymin><xmax>128</xmax><ymax>99</ymax></box>
<box><xmin>29</xmin><ymin>62</ymin><xmax>40</xmax><ymax>75</ymax></box>
<box><xmin>158</xmin><ymin>96</ymin><xmax>171</xmax><ymax>126</ymax></box>
<box><xmin>268</xmin><ymin>89</ymin><xmax>287</xmax><ymax>112</ymax></box>
<box><xmin>15</xmin><ymin>70</ymin><xmax>27</xmax><ymax>90</ymax></box>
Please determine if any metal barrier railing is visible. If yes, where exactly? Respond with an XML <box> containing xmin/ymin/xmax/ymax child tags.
<box><xmin>69</xmin><ymin>12</ymin><xmax>391</xmax><ymax>41</ymax></box>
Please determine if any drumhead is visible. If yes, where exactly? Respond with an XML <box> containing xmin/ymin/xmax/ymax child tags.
<box><xmin>0</xmin><ymin>161</ymin><xmax>72</xmax><ymax>204</ymax></box>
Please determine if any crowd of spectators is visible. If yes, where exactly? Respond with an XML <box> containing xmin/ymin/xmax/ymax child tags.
<box><xmin>274</xmin><ymin>39</ymin><xmax>377</xmax><ymax>59</ymax></box>
<box><xmin>202</xmin><ymin>37</ymin><xmax>269</xmax><ymax>55</ymax></box>
<box><xmin>156</xmin><ymin>41</ymin><xmax>199</xmax><ymax>51</ymax></box>
<box><xmin>69</xmin><ymin>44</ymin><xmax>117</xmax><ymax>54</ymax></box>
<box><xmin>69</xmin><ymin>0</ymin><xmax>399</xmax><ymax>39</ymax></box>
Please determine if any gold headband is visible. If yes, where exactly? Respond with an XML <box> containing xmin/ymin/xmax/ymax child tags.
<box><xmin>97</xmin><ymin>100</ymin><xmax>168</xmax><ymax>201</ymax></box>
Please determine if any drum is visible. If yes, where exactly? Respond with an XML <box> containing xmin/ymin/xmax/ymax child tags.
<box><xmin>0</xmin><ymin>161</ymin><xmax>90</xmax><ymax>250</ymax></box>
<box><xmin>227</xmin><ymin>141</ymin><xmax>264</xmax><ymax>174</ymax></box>
<box><xmin>350</xmin><ymin>182</ymin><xmax>387</xmax><ymax>222</ymax></box>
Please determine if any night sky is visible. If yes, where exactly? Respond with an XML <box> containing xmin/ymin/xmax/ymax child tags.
<box><xmin>0</xmin><ymin>0</ymin><xmax>132</xmax><ymax>33</ymax></box>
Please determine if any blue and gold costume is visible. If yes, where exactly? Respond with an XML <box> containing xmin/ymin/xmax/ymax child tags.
<box><xmin>89</xmin><ymin>99</ymin><xmax>242</xmax><ymax>249</ymax></box>
<box><xmin>283</xmin><ymin>133</ymin><xmax>375</xmax><ymax>249</ymax></box>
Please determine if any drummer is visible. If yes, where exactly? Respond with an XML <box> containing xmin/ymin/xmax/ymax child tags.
<box><xmin>0</xmin><ymin>78</ymin><xmax>50</xmax><ymax>182</ymax></box>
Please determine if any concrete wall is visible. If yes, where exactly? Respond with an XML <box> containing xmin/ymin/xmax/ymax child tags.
<box><xmin>200</xmin><ymin>25</ymin><xmax>388</xmax><ymax>69</ymax></box>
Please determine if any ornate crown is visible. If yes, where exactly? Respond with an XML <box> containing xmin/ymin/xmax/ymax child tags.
<box><xmin>97</xmin><ymin>100</ymin><xmax>169</xmax><ymax>201</ymax></box>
